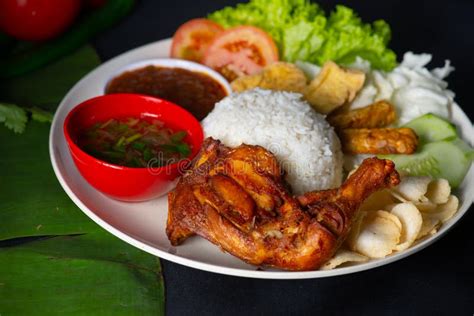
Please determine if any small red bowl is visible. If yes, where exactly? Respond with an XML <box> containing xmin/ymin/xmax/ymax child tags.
<box><xmin>64</xmin><ymin>93</ymin><xmax>204</xmax><ymax>202</ymax></box>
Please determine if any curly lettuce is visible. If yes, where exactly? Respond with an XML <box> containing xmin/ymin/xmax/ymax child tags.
<box><xmin>208</xmin><ymin>0</ymin><xmax>397</xmax><ymax>71</ymax></box>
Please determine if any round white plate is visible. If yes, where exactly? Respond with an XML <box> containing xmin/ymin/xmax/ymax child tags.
<box><xmin>50</xmin><ymin>38</ymin><xmax>474</xmax><ymax>279</ymax></box>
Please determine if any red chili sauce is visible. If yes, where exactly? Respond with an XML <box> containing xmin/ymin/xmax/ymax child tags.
<box><xmin>105</xmin><ymin>66</ymin><xmax>228</xmax><ymax>120</ymax></box>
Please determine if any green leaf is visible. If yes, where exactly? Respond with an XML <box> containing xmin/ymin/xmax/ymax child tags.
<box><xmin>0</xmin><ymin>121</ymin><xmax>99</xmax><ymax>241</ymax></box>
<box><xmin>0</xmin><ymin>103</ymin><xmax>54</xmax><ymax>134</ymax></box>
<box><xmin>313</xmin><ymin>6</ymin><xmax>396</xmax><ymax>71</ymax></box>
<box><xmin>28</xmin><ymin>106</ymin><xmax>54</xmax><ymax>123</ymax></box>
<box><xmin>0</xmin><ymin>44</ymin><xmax>102</xmax><ymax>240</ymax></box>
<box><xmin>0</xmin><ymin>102</ymin><xmax>27</xmax><ymax>134</ymax></box>
<box><xmin>209</xmin><ymin>0</ymin><xmax>397</xmax><ymax>70</ymax></box>
<box><xmin>176</xmin><ymin>143</ymin><xmax>191</xmax><ymax>157</ymax></box>
<box><xmin>0</xmin><ymin>44</ymin><xmax>165</xmax><ymax>313</ymax></box>
<box><xmin>170</xmin><ymin>131</ymin><xmax>187</xmax><ymax>143</ymax></box>
<box><xmin>0</xmin><ymin>231</ymin><xmax>165</xmax><ymax>315</ymax></box>
<box><xmin>0</xmin><ymin>45</ymin><xmax>100</xmax><ymax>111</ymax></box>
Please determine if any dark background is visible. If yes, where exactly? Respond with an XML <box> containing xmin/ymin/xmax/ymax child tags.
<box><xmin>92</xmin><ymin>1</ymin><xmax>473</xmax><ymax>315</ymax></box>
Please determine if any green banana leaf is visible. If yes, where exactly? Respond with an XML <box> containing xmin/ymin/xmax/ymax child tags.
<box><xmin>0</xmin><ymin>121</ymin><xmax>98</xmax><ymax>240</ymax></box>
<box><xmin>0</xmin><ymin>231</ymin><xmax>165</xmax><ymax>315</ymax></box>
<box><xmin>0</xmin><ymin>44</ymin><xmax>165</xmax><ymax>314</ymax></box>
<box><xmin>0</xmin><ymin>45</ymin><xmax>102</xmax><ymax>240</ymax></box>
<box><xmin>0</xmin><ymin>45</ymin><xmax>100</xmax><ymax>111</ymax></box>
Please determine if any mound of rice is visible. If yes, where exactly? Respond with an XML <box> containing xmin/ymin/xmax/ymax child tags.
<box><xmin>202</xmin><ymin>89</ymin><xmax>343</xmax><ymax>194</ymax></box>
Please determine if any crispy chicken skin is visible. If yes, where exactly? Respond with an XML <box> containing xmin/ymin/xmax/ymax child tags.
<box><xmin>167</xmin><ymin>138</ymin><xmax>400</xmax><ymax>270</ymax></box>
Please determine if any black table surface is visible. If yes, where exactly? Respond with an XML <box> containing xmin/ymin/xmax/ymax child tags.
<box><xmin>93</xmin><ymin>1</ymin><xmax>473</xmax><ymax>314</ymax></box>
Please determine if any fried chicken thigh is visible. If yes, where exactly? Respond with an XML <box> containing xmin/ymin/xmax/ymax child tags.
<box><xmin>167</xmin><ymin>138</ymin><xmax>400</xmax><ymax>270</ymax></box>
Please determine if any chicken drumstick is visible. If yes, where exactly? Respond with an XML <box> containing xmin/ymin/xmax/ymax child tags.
<box><xmin>167</xmin><ymin>138</ymin><xmax>400</xmax><ymax>270</ymax></box>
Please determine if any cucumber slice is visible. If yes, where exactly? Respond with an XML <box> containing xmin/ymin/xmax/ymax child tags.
<box><xmin>382</xmin><ymin>138</ymin><xmax>473</xmax><ymax>188</ymax></box>
<box><xmin>404</xmin><ymin>113</ymin><xmax>457</xmax><ymax>144</ymax></box>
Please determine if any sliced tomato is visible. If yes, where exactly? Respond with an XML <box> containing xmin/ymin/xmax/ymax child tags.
<box><xmin>170</xmin><ymin>18</ymin><xmax>224</xmax><ymax>62</ymax></box>
<box><xmin>202</xmin><ymin>26</ymin><xmax>279</xmax><ymax>81</ymax></box>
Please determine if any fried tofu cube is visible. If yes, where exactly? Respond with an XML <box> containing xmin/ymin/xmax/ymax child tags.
<box><xmin>231</xmin><ymin>62</ymin><xmax>307</xmax><ymax>94</ymax></box>
<box><xmin>304</xmin><ymin>61</ymin><xmax>365</xmax><ymax>114</ymax></box>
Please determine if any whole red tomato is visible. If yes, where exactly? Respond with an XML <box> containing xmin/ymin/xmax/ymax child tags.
<box><xmin>0</xmin><ymin>0</ymin><xmax>81</xmax><ymax>41</ymax></box>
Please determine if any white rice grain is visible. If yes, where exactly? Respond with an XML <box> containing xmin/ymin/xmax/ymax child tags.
<box><xmin>201</xmin><ymin>89</ymin><xmax>343</xmax><ymax>194</ymax></box>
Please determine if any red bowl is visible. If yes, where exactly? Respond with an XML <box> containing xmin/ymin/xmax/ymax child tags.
<box><xmin>64</xmin><ymin>93</ymin><xmax>204</xmax><ymax>202</ymax></box>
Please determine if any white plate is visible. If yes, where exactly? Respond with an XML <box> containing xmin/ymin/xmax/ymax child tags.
<box><xmin>50</xmin><ymin>38</ymin><xmax>474</xmax><ymax>279</ymax></box>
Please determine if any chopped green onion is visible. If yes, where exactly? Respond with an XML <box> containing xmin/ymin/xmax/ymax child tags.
<box><xmin>100</xmin><ymin>118</ymin><xmax>114</xmax><ymax>129</ymax></box>
<box><xmin>160</xmin><ymin>144</ymin><xmax>179</xmax><ymax>153</ymax></box>
<box><xmin>131</xmin><ymin>142</ymin><xmax>146</xmax><ymax>151</ymax></box>
<box><xmin>127</xmin><ymin>118</ymin><xmax>139</xmax><ymax>126</ymax></box>
<box><xmin>102</xmin><ymin>151</ymin><xmax>125</xmax><ymax>159</ymax></box>
<box><xmin>176</xmin><ymin>143</ymin><xmax>191</xmax><ymax>156</ymax></box>
<box><xmin>125</xmin><ymin>133</ymin><xmax>142</xmax><ymax>144</ymax></box>
<box><xmin>171</xmin><ymin>131</ymin><xmax>187</xmax><ymax>142</ymax></box>
<box><xmin>131</xmin><ymin>157</ymin><xmax>144</xmax><ymax>168</ymax></box>
<box><xmin>114</xmin><ymin>145</ymin><xmax>125</xmax><ymax>153</ymax></box>
<box><xmin>143</xmin><ymin>148</ymin><xmax>153</xmax><ymax>161</ymax></box>
<box><xmin>117</xmin><ymin>123</ymin><xmax>129</xmax><ymax>132</ymax></box>
<box><xmin>115</xmin><ymin>136</ymin><xmax>125</xmax><ymax>147</ymax></box>
<box><xmin>79</xmin><ymin>116</ymin><xmax>191</xmax><ymax>168</ymax></box>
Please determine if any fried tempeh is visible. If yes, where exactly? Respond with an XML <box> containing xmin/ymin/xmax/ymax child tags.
<box><xmin>339</xmin><ymin>128</ymin><xmax>418</xmax><ymax>155</ymax></box>
<box><xmin>327</xmin><ymin>100</ymin><xmax>397</xmax><ymax>129</ymax></box>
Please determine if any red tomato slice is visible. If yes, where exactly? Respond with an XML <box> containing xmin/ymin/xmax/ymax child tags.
<box><xmin>170</xmin><ymin>19</ymin><xmax>224</xmax><ymax>62</ymax></box>
<box><xmin>202</xmin><ymin>26</ymin><xmax>279</xmax><ymax>81</ymax></box>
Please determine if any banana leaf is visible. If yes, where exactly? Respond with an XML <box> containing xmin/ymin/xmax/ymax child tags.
<box><xmin>0</xmin><ymin>44</ymin><xmax>165</xmax><ymax>314</ymax></box>
<box><xmin>0</xmin><ymin>231</ymin><xmax>165</xmax><ymax>315</ymax></box>
<box><xmin>0</xmin><ymin>121</ymin><xmax>99</xmax><ymax>240</ymax></box>
<box><xmin>0</xmin><ymin>45</ymin><xmax>100</xmax><ymax>111</ymax></box>
<box><xmin>0</xmin><ymin>45</ymin><xmax>101</xmax><ymax>240</ymax></box>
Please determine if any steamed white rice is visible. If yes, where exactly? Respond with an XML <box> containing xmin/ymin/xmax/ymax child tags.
<box><xmin>201</xmin><ymin>89</ymin><xmax>343</xmax><ymax>194</ymax></box>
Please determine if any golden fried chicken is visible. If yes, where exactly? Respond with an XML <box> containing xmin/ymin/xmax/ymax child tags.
<box><xmin>167</xmin><ymin>138</ymin><xmax>400</xmax><ymax>270</ymax></box>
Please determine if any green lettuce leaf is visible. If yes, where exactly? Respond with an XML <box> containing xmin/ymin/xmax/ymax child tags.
<box><xmin>313</xmin><ymin>6</ymin><xmax>396</xmax><ymax>70</ymax></box>
<box><xmin>208</xmin><ymin>0</ymin><xmax>397</xmax><ymax>71</ymax></box>
<box><xmin>209</xmin><ymin>0</ymin><xmax>323</xmax><ymax>52</ymax></box>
